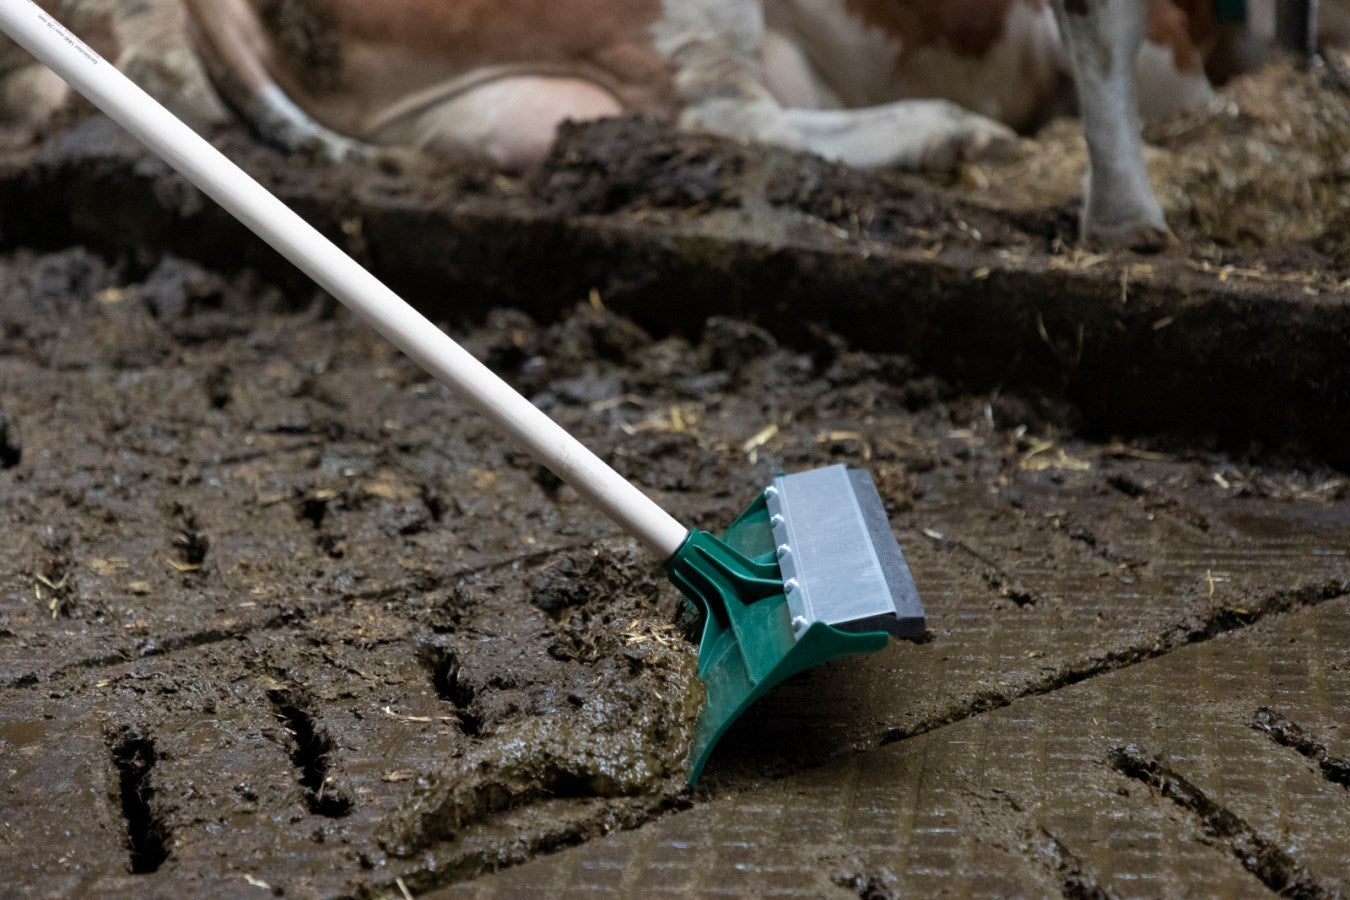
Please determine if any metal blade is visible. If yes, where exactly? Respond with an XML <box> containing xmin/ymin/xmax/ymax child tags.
<box><xmin>765</xmin><ymin>465</ymin><xmax>925</xmax><ymax>638</ymax></box>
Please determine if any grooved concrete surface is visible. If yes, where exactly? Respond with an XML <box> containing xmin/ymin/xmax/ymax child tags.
<box><xmin>442</xmin><ymin>597</ymin><xmax>1350</xmax><ymax>898</ymax></box>
<box><xmin>3</xmin><ymin>177</ymin><xmax>1350</xmax><ymax>895</ymax></box>
<box><xmin>2</xmin><ymin>246</ymin><xmax>1349</xmax><ymax>895</ymax></box>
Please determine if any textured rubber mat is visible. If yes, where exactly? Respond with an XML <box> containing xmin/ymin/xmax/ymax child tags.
<box><xmin>442</xmin><ymin>597</ymin><xmax>1349</xmax><ymax>897</ymax></box>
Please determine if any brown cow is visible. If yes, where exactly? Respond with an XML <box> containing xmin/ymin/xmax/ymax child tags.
<box><xmin>4</xmin><ymin>1</ymin><xmax>1343</xmax><ymax>244</ymax></box>
<box><xmin>176</xmin><ymin>0</ymin><xmax>1220</xmax><ymax>244</ymax></box>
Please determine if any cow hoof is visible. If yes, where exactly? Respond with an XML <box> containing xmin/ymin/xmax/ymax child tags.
<box><xmin>918</xmin><ymin>112</ymin><xmax>1016</xmax><ymax>171</ymax></box>
<box><xmin>1083</xmin><ymin>222</ymin><xmax>1177</xmax><ymax>253</ymax></box>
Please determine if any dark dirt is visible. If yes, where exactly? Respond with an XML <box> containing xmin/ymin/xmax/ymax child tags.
<box><xmin>1</xmin><ymin>59</ymin><xmax>1348</xmax><ymax>897</ymax></box>
<box><xmin>4</xmin><ymin>85</ymin><xmax>1347</xmax><ymax>469</ymax></box>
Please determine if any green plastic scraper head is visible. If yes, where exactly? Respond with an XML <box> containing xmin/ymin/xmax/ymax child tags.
<box><xmin>664</xmin><ymin>464</ymin><xmax>925</xmax><ymax>783</ymax></box>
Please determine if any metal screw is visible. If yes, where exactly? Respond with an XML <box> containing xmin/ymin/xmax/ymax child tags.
<box><xmin>784</xmin><ymin>578</ymin><xmax>799</xmax><ymax>594</ymax></box>
<box><xmin>770</xmin><ymin>514</ymin><xmax>784</xmax><ymax>527</ymax></box>
<box><xmin>776</xmin><ymin>544</ymin><xmax>791</xmax><ymax>559</ymax></box>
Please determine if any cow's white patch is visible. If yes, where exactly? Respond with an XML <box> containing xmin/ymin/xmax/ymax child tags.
<box><xmin>783</xmin><ymin>98</ymin><xmax>1014</xmax><ymax>168</ymax></box>
<box><xmin>652</xmin><ymin>0</ymin><xmax>765</xmax><ymax>61</ymax></box>
<box><xmin>763</xmin><ymin>0</ymin><xmax>905</xmax><ymax>108</ymax></box>
<box><xmin>652</xmin><ymin>0</ymin><xmax>777</xmax><ymax>110</ymax></box>
<box><xmin>1135</xmin><ymin>40</ymin><xmax>1212</xmax><ymax>120</ymax></box>
<box><xmin>661</xmin><ymin>0</ymin><xmax>1016</xmax><ymax>171</ymax></box>
<box><xmin>761</xmin><ymin>27</ymin><xmax>841</xmax><ymax>108</ymax></box>
<box><xmin>891</xmin><ymin>0</ymin><xmax>1065</xmax><ymax>130</ymax></box>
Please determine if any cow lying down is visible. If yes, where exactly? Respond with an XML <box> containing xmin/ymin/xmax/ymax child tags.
<box><xmin>1</xmin><ymin>1</ymin><xmax>1336</xmax><ymax>246</ymax></box>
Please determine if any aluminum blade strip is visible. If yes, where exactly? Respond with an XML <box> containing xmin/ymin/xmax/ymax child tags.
<box><xmin>766</xmin><ymin>465</ymin><xmax>925</xmax><ymax>639</ymax></box>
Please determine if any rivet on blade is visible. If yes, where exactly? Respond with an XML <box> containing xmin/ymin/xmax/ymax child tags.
<box><xmin>770</xmin><ymin>514</ymin><xmax>784</xmax><ymax>527</ymax></box>
<box><xmin>784</xmin><ymin>578</ymin><xmax>799</xmax><ymax>593</ymax></box>
<box><xmin>776</xmin><ymin>543</ymin><xmax>791</xmax><ymax>559</ymax></box>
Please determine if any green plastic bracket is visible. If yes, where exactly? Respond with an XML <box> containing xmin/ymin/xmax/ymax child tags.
<box><xmin>664</xmin><ymin>489</ymin><xmax>889</xmax><ymax>784</ymax></box>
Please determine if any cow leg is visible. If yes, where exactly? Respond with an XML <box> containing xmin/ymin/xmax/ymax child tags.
<box><xmin>685</xmin><ymin>88</ymin><xmax>1011</xmax><ymax>172</ymax></box>
<box><xmin>781</xmin><ymin>101</ymin><xmax>1014</xmax><ymax>170</ymax></box>
<box><xmin>660</xmin><ymin>1</ymin><xmax>1011</xmax><ymax>169</ymax></box>
<box><xmin>1050</xmin><ymin>0</ymin><xmax>1170</xmax><ymax>248</ymax></box>
<box><xmin>184</xmin><ymin>0</ymin><xmax>368</xmax><ymax>161</ymax></box>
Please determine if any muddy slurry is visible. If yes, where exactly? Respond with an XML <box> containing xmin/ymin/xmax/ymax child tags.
<box><xmin>0</xmin><ymin>248</ymin><xmax>706</xmax><ymax>893</ymax></box>
<box><xmin>383</xmin><ymin>544</ymin><xmax>704</xmax><ymax>861</ymax></box>
<box><xmin>1</xmin><ymin>59</ymin><xmax>1348</xmax><ymax>897</ymax></box>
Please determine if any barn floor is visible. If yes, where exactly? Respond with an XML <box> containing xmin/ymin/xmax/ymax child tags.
<box><xmin>1</xmin><ymin>59</ymin><xmax>1347</xmax><ymax>897</ymax></box>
